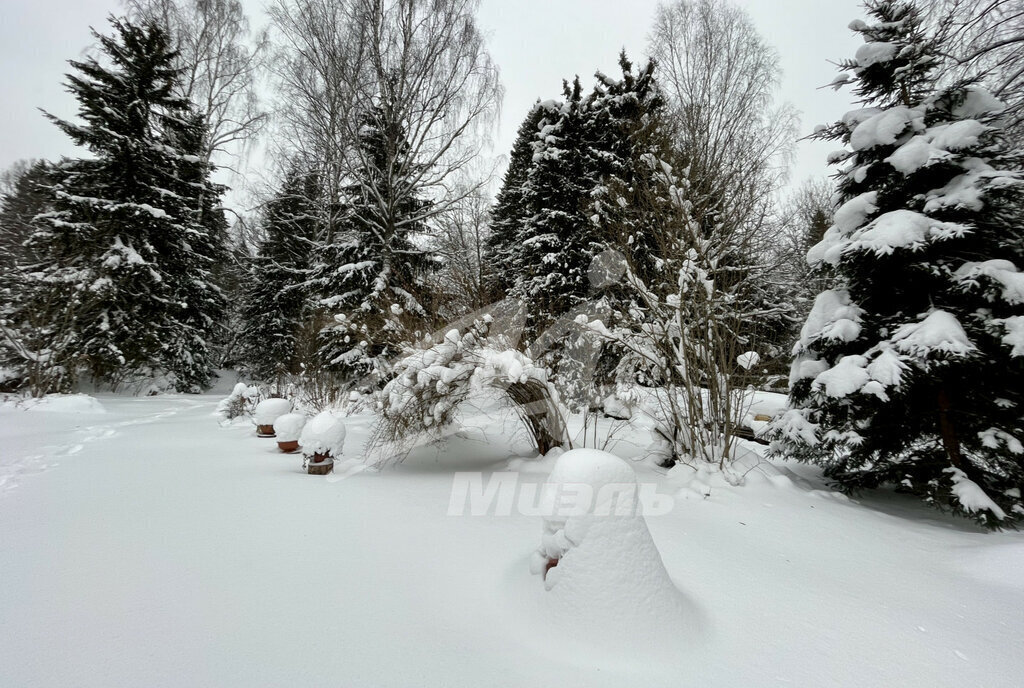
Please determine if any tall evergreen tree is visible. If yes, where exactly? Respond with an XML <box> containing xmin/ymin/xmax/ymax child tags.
<box><xmin>18</xmin><ymin>17</ymin><xmax>226</xmax><ymax>391</ymax></box>
<box><xmin>514</xmin><ymin>77</ymin><xmax>593</xmax><ymax>342</ymax></box>
<box><xmin>484</xmin><ymin>103</ymin><xmax>543</xmax><ymax>299</ymax></box>
<box><xmin>772</xmin><ymin>0</ymin><xmax>1024</xmax><ymax>527</ymax></box>
<box><xmin>0</xmin><ymin>161</ymin><xmax>54</xmax><ymax>389</ymax></box>
<box><xmin>237</xmin><ymin>165</ymin><xmax>321</xmax><ymax>382</ymax></box>
<box><xmin>583</xmin><ymin>52</ymin><xmax>681</xmax><ymax>301</ymax></box>
<box><xmin>0</xmin><ymin>161</ymin><xmax>52</xmax><ymax>276</ymax></box>
<box><xmin>312</xmin><ymin>101</ymin><xmax>435</xmax><ymax>387</ymax></box>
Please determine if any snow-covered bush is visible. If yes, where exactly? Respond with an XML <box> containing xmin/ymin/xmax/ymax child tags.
<box><xmin>215</xmin><ymin>382</ymin><xmax>260</xmax><ymax>421</ymax></box>
<box><xmin>370</xmin><ymin>319</ymin><xmax>567</xmax><ymax>461</ymax></box>
<box><xmin>273</xmin><ymin>412</ymin><xmax>306</xmax><ymax>443</ymax></box>
<box><xmin>253</xmin><ymin>397</ymin><xmax>292</xmax><ymax>427</ymax></box>
<box><xmin>299</xmin><ymin>411</ymin><xmax>346</xmax><ymax>458</ymax></box>
<box><xmin>575</xmin><ymin>248</ymin><xmax>762</xmax><ymax>468</ymax></box>
<box><xmin>529</xmin><ymin>449</ymin><xmax>685</xmax><ymax>635</ymax></box>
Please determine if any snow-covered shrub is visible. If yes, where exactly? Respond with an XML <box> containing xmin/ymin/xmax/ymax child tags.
<box><xmin>254</xmin><ymin>397</ymin><xmax>292</xmax><ymax>427</ymax></box>
<box><xmin>370</xmin><ymin>319</ymin><xmax>567</xmax><ymax>462</ymax></box>
<box><xmin>273</xmin><ymin>412</ymin><xmax>307</xmax><ymax>443</ymax></box>
<box><xmin>299</xmin><ymin>411</ymin><xmax>346</xmax><ymax>458</ymax></box>
<box><xmin>215</xmin><ymin>382</ymin><xmax>260</xmax><ymax>421</ymax></box>
<box><xmin>529</xmin><ymin>449</ymin><xmax>685</xmax><ymax>635</ymax></box>
<box><xmin>576</xmin><ymin>251</ymin><xmax>762</xmax><ymax>469</ymax></box>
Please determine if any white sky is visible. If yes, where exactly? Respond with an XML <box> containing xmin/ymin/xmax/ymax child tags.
<box><xmin>1</xmin><ymin>0</ymin><xmax>865</xmax><ymax>202</ymax></box>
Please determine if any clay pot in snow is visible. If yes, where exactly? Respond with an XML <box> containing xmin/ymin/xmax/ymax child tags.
<box><xmin>307</xmin><ymin>452</ymin><xmax>334</xmax><ymax>475</ymax></box>
<box><xmin>277</xmin><ymin>439</ymin><xmax>300</xmax><ymax>453</ymax></box>
<box><xmin>273</xmin><ymin>413</ymin><xmax>307</xmax><ymax>454</ymax></box>
<box><xmin>253</xmin><ymin>398</ymin><xmax>293</xmax><ymax>437</ymax></box>
<box><xmin>299</xmin><ymin>411</ymin><xmax>346</xmax><ymax>476</ymax></box>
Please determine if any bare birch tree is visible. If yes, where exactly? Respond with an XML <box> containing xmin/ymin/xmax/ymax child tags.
<box><xmin>267</xmin><ymin>0</ymin><xmax>369</xmax><ymax>235</ymax></box>
<box><xmin>123</xmin><ymin>0</ymin><xmax>268</xmax><ymax>164</ymax></box>
<box><xmin>649</xmin><ymin>0</ymin><xmax>797</xmax><ymax>247</ymax></box>
<box><xmin>926</xmin><ymin>0</ymin><xmax>1024</xmax><ymax>143</ymax></box>
<box><xmin>267</xmin><ymin>0</ymin><xmax>501</xmax><ymax>237</ymax></box>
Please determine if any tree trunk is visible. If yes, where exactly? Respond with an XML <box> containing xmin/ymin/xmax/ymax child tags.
<box><xmin>937</xmin><ymin>386</ymin><xmax>962</xmax><ymax>468</ymax></box>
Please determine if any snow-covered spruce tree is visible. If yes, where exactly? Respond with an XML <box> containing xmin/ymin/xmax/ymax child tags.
<box><xmin>237</xmin><ymin>165</ymin><xmax>321</xmax><ymax>383</ymax></box>
<box><xmin>584</xmin><ymin>52</ymin><xmax>677</xmax><ymax>294</ymax></box>
<box><xmin>484</xmin><ymin>103</ymin><xmax>543</xmax><ymax>299</ymax></box>
<box><xmin>311</xmin><ymin>100</ymin><xmax>435</xmax><ymax>389</ymax></box>
<box><xmin>0</xmin><ymin>161</ymin><xmax>52</xmax><ymax>277</ymax></box>
<box><xmin>772</xmin><ymin>0</ymin><xmax>1024</xmax><ymax>527</ymax></box>
<box><xmin>20</xmin><ymin>17</ymin><xmax>226</xmax><ymax>392</ymax></box>
<box><xmin>562</xmin><ymin>53</ymin><xmax>680</xmax><ymax>407</ymax></box>
<box><xmin>162</xmin><ymin>109</ymin><xmax>232</xmax><ymax>377</ymax></box>
<box><xmin>0</xmin><ymin>161</ymin><xmax>54</xmax><ymax>391</ymax></box>
<box><xmin>513</xmin><ymin>78</ymin><xmax>594</xmax><ymax>344</ymax></box>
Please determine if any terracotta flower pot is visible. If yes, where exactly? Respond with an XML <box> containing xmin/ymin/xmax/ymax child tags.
<box><xmin>543</xmin><ymin>557</ymin><xmax>559</xmax><ymax>579</ymax></box>
<box><xmin>307</xmin><ymin>452</ymin><xmax>334</xmax><ymax>475</ymax></box>
<box><xmin>257</xmin><ymin>424</ymin><xmax>276</xmax><ymax>437</ymax></box>
<box><xmin>277</xmin><ymin>439</ymin><xmax>299</xmax><ymax>453</ymax></box>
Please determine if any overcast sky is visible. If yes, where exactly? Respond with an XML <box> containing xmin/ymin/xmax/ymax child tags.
<box><xmin>1</xmin><ymin>0</ymin><xmax>864</xmax><ymax>202</ymax></box>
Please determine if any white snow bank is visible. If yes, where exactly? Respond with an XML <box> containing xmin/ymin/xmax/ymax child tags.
<box><xmin>16</xmin><ymin>394</ymin><xmax>107</xmax><ymax>414</ymax></box>
<box><xmin>273</xmin><ymin>413</ymin><xmax>306</xmax><ymax>443</ymax></box>
<box><xmin>299</xmin><ymin>411</ymin><xmax>346</xmax><ymax>457</ymax></box>
<box><xmin>253</xmin><ymin>398</ymin><xmax>292</xmax><ymax>426</ymax></box>
<box><xmin>529</xmin><ymin>449</ymin><xmax>687</xmax><ymax>642</ymax></box>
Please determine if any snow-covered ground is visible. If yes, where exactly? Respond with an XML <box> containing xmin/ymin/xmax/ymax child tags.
<box><xmin>1</xmin><ymin>386</ymin><xmax>1023</xmax><ymax>687</ymax></box>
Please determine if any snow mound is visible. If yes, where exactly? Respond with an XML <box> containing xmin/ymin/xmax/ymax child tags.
<box><xmin>273</xmin><ymin>413</ymin><xmax>307</xmax><ymax>443</ymax></box>
<box><xmin>299</xmin><ymin>411</ymin><xmax>346</xmax><ymax>457</ymax></box>
<box><xmin>601</xmin><ymin>394</ymin><xmax>632</xmax><ymax>420</ymax></box>
<box><xmin>20</xmin><ymin>394</ymin><xmax>107</xmax><ymax>414</ymax></box>
<box><xmin>529</xmin><ymin>449</ymin><xmax>687</xmax><ymax>641</ymax></box>
<box><xmin>253</xmin><ymin>397</ymin><xmax>292</xmax><ymax>426</ymax></box>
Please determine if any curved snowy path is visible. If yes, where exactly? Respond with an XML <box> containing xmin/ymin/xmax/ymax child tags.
<box><xmin>1</xmin><ymin>394</ymin><xmax>1023</xmax><ymax>687</ymax></box>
